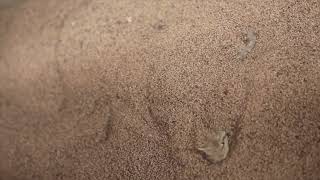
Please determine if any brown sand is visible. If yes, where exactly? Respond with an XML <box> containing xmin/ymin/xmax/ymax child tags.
<box><xmin>0</xmin><ymin>0</ymin><xmax>319</xmax><ymax>179</ymax></box>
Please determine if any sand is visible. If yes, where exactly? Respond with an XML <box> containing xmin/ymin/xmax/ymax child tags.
<box><xmin>0</xmin><ymin>0</ymin><xmax>319</xmax><ymax>179</ymax></box>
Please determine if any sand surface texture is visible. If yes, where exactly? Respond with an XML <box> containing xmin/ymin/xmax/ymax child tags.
<box><xmin>0</xmin><ymin>0</ymin><xmax>319</xmax><ymax>179</ymax></box>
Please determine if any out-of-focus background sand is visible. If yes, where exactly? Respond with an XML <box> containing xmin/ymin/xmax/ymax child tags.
<box><xmin>0</xmin><ymin>0</ymin><xmax>319</xmax><ymax>179</ymax></box>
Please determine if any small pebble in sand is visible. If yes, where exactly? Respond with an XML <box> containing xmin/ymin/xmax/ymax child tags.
<box><xmin>239</xmin><ymin>29</ymin><xmax>256</xmax><ymax>59</ymax></box>
<box><xmin>198</xmin><ymin>130</ymin><xmax>229</xmax><ymax>163</ymax></box>
<box><xmin>126</xmin><ymin>16</ymin><xmax>132</xmax><ymax>23</ymax></box>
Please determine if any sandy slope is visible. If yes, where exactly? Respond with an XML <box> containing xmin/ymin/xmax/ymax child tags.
<box><xmin>0</xmin><ymin>0</ymin><xmax>319</xmax><ymax>179</ymax></box>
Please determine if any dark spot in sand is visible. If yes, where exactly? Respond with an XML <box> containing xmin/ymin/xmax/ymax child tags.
<box><xmin>223</xmin><ymin>89</ymin><xmax>229</xmax><ymax>95</ymax></box>
<box><xmin>153</xmin><ymin>21</ymin><xmax>167</xmax><ymax>31</ymax></box>
<box><xmin>115</xmin><ymin>20</ymin><xmax>122</xmax><ymax>25</ymax></box>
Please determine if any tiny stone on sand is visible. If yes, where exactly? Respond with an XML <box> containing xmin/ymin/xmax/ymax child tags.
<box><xmin>198</xmin><ymin>130</ymin><xmax>229</xmax><ymax>163</ymax></box>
